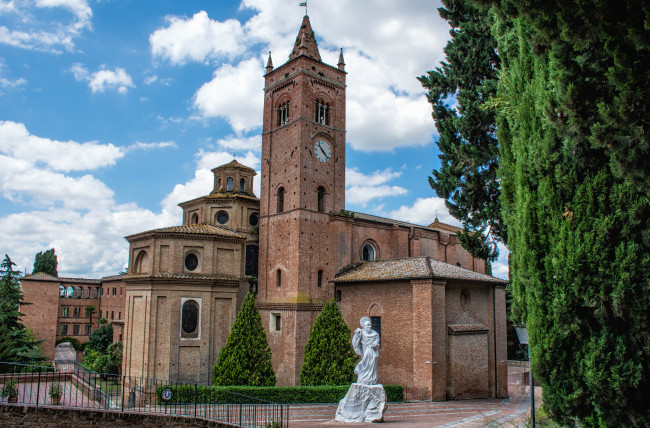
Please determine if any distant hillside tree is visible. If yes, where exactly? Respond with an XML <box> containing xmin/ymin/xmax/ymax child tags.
<box><xmin>213</xmin><ymin>292</ymin><xmax>276</xmax><ymax>386</ymax></box>
<box><xmin>300</xmin><ymin>300</ymin><xmax>356</xmax><ymax>385</ymax></box>
<box><xmin>418</xmin><ymin>0</ymin><xmax>503</xmax><ymax>261</ymax></box>
<box><xmin>32</xmin><ymin>249</ymin><xmax>58</xmax><ymax>277</ymax></box>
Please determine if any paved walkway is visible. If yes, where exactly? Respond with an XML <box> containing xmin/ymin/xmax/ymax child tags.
<box><xmin>289</xmin><ymin>365</ymin><xmax>542</xmax><ymax>427</ymax></box>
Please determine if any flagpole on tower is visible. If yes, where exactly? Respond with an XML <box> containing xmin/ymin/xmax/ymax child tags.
<box><xmin>299</xmin><ymin>1</ymin><xmax>308</xmax><ymax>15</ymax></box>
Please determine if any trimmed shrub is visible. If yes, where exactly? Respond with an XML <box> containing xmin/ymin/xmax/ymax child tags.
<box><xmin>213</xmin><ymin>292</ymin><xmax>276</xmax><ymax>386</ymax></box>
<box><xmin>155</xmin><ymin>384</ymin><xmax>404</xmax><ymax>405</ymax></box>
<box><xmin>300</xmin><ymin>300</ymin><xmax>357</xmax><ymax>386</ymax></box>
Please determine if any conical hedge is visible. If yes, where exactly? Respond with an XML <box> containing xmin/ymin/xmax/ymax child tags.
<box><xmin>300</xmin><ymin>299</ymin><xmax>357</xmax><ymax>386</ymax></box>
<box><xmin>212</xmin><ymin>292</ymin><xmax>276</xmax><ymax>386</ymax></box>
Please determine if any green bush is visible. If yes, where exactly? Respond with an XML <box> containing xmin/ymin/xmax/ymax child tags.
<box><xmin>155</xmin><ymin>384</ymin><xmax>404</xmax><ymax>405</ymax></box>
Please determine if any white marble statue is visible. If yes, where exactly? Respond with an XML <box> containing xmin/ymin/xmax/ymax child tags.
<box><xmin>352</xmin><ymin>316</ymin><xmax>380</xmax><ymax>385</ymax></box>
<box><xmin>335</xmin><ymin>316</ymin><xmax>387</xmax><ymax>423</ymax></box>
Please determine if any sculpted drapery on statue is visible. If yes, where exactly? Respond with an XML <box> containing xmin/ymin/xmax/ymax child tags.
<box><xmin>352</xmin><ymin>316</ymin><xmax>380</xmax><ymax>385</ymax></box>
<box><xmin>336</xmin><ymin>316</ymin><xmax>387</xmax><ymax>423</ymax></box>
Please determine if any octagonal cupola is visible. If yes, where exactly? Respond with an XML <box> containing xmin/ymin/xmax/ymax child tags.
<box><xmin>211</xmin><ymin>160</ymin><xmax>256</xmax><ymax>196</ymax></box>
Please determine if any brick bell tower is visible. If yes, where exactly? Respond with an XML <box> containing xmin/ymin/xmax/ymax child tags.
<box><xmin>257</xmin><ymin>15</ymin><xmax>346</xmax><ymax>385</ymax></box>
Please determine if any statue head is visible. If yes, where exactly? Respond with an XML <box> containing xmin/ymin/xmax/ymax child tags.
<box><xmin>360</xmin><ymin>316</ymin><xmax>371</xmax><ymax>330</ymax></box>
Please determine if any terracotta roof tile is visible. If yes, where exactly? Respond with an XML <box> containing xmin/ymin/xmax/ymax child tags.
<box><xmin>350</xmin><ymin>212</ymin><xmax>463</xmax><ymax>235</ymax></box>
<box><xmin>129</xmin><ymin>224</ymin><xmax>247</xmax><ymax>239</ymax></box>
<box><xmin>126</xmin><ymin>272</ymin><xmax>240</xmax><ymax>282</ymax></box>
<box><xmin>23</xmin><ymin>272</ymin><xmax>102</xmax><ymax>284</ymax></box>
<box><xmin>333</xmin><ymin>257</ymin><xmax>506</xmax><ymax>284</ymax></box>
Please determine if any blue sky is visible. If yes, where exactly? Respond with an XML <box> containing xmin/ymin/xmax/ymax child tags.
<box><xmin>0</xmin><ymin>0</ymin><xmax>508</xmax><ymax>279</ymax></box>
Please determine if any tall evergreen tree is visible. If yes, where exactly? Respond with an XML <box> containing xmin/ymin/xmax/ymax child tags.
<box><xmin>212</xmin><ymin>292</ymin><xmax>276</xmax><ymax>386</ymax></box>
<box><xmin>0</xmin><ymin>254</ymin><xmax>40</xmax><ymax>364</ymax></box>
<box><xmin>418</xmin><ymin>0</ymin><xmax>503</xmax><ymax>261</ymax></box>
<box><xmin>87</xmin><ymin>322</ymin><xmax>113</xmax><ymax>354</ymax></box>
<box><xmin>489</xmin><ymin>2</ymin><xmax>650</xmax><ymax>425</ymax></box>
<box><xmin>300</xmin><ymin>300</ymin><xmax>357</xmax><ymax>386</ymax></box>
<box><xmin>32</xmin><ymin>248</ymin><xmax>58</xmax><ymax>277</ymax></box>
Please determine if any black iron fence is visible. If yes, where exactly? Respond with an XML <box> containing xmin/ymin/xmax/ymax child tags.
<box><xmin>0</xmin><ymin>362</ymin><xmax>288</xmax><ymax>427</ymax></box>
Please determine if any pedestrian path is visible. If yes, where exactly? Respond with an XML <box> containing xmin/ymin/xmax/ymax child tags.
<box><xmin>288</xmin><ymin>365</ymin><xmax>541</xmax><ymax>427</ymax></box>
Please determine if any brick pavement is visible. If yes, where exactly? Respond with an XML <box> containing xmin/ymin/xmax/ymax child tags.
<box><xmin>288</xmin><ymin>365</ymin><xmax>542</xmax><ymax>427</ymax></box>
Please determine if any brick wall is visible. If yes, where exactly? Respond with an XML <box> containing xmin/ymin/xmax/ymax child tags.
<box><xmin>0</xmin><ymin>405</ymin><xmax>230</xmax><ymax>427</ymax></box>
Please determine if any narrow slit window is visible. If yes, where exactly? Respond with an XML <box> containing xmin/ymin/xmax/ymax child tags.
<box><xmin>317</xmin><ymin>186</ymin><xmax>326</xmax><ymax>212</ymax></box>
<box><xmin>277</xmin><ymin>187</ymin><xmax>285</xmax><ymax>213</ymax></box>
<box><xmin>276</xmin><ymin>269</ymin><xmax>282</xmax><ymax>287</ymax></box>
<box><xmin>317</xmin><ymin>269</ymin><xmax>323</xmax><ymax>287</ymax></box>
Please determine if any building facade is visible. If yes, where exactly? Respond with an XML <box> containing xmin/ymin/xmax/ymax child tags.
<box><xmin>22</xmin><ymin>14</ymin><xmax>508</xmax><ymax>401</ymax></box>
<box><xmin>20</xmin><ymin>272</ymin><xmax>125</xmax><ymax>360</ymax></box>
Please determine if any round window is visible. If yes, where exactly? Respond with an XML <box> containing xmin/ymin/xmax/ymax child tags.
<box><xmin>249</xmin><ymin>212</ymin><xmax>259</xmax><ymax>226</ymax></box>
<box><xmin>217</xmin><ymin>211</ymin><xmax>229</xmax><ymax>224</ymax></box>
<box><xmin>182</xmin><ymin>300</ymin><xmax>199</xmax><ymax>334</ymax></box>
<box><xmin>185</xmin><ymin>253</ymin><xmax>199</xmax><ymax>271</ymax></box>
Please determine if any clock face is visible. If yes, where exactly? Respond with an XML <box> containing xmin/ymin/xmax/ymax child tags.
<box><xmin>314</xmin><ymin>140</ymin><xmax>332</xmax><ymax>163</ymax></box>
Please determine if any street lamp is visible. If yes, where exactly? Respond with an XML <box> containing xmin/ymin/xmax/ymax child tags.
<box><xmin>515</xmin><ymin>326</ymin><xmax>535</xmax><ymax>427</ymax></box>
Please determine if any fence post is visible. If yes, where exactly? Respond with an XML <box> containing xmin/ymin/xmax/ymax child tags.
<box><xmin>239</xmin><ymin>397</ymin><xmax>243</xmax><ymax>427</ymax></box>
<box><xmin>121</xmin><ymin>375</ymin><xmax>125</xmax><ymax>412</ymax></box>
<box><xmin>36</xmin><ymin>367</ymin><xmax>41</xmax><ymax>406</ymax></box>
<box><xmin>194</xmin><ymin>383</ymin><xmax>197</xmax><ymax>418</ymax></box>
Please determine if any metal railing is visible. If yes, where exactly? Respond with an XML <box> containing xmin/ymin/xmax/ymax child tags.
<box><xmin>0</xmin><ymin>362</ymin><xmax>288</xmax><ymax>427</ymax></box>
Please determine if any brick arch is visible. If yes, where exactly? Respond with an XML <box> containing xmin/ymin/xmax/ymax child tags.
<box><xmin>360</xmin><ymin>239</ymin><xmax>379</xmax><ymax>261</ymax></box>
<box><xmin>313</xmin><ymin>91</ymin><xmax>333</xmax><ymax>106</ymax></box>
<box><xmin>368</xmin><ymin>302</ymin><xmax>383</xmax><ymax>317</ymax></box>
<box><xmin>134</xmin><ymin>250</ymin><xmax>150</xmax><ymax>274</ymax></box>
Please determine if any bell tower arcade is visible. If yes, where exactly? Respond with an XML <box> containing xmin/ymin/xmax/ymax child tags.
<box><xmin>257</xmin><ymin>15</ymin><xmax>346</xmax><ymax>385</ymax></box>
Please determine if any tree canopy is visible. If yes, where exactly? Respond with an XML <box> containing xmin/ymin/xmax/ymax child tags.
<box><xmin>300</xmin><ymin>300</ymin><xmax>357</xmax><ymax>386</ymax></box>
<box><xmin>32</xmin><ymin>249</ymin><xmax>58</xmax><ymax>277</ymax></box>
<box><xmin>486</xmin><ymin>0</ymin><xmax>650</xmax><ymax>425</ymax></box>
<box><xmin>418</xmin><ymin>0</ymin><xmax>503</xmax><ymax>261</ymax></box>
<box><xmin>212</xmin><ymin>292</ymin><xmax>276</xmax><ymax>386</ymax></box>
<box><xmin>87</xmin><ymin>322</ymin><xmax>113</xmax><ymax>354</ymax></box>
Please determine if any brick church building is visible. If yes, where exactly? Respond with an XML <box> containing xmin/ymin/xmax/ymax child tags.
<box><xmin>117</xmin><ymin>15</ymin><xmax>508</xmax><ymax>401</ymax></box>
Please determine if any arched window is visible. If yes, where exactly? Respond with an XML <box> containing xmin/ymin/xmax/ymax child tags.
<box><xmin>240</xmin><ymin>178</ymin><xmax>245</xmax><ymax>192</ymax></box>
<box><xmin>217</xmin><ymin>178</ymin><xmax>222</xmax><ymax>189</ymax></box>
<box><xmin>276</xmin><ymin>269</ymin><xmax>282</xmax><ymax>287</ymax></box>
<box><xmin>314</xmin><ymin>99</ymin><xmax>330</xmax><ymax>125</ymax></box>
<box><xmin>226</xmin><ymin>177</ymin><xmax>234</xmax><ymax>191</ymax></box>
<box><xmin>191</xmin><ymin>213</ymin><xmax>199</xmax><ymax>224</ymax></box>
<box><xmin>66</xmin><ymin>286</ymin><xmax>74</xmax><ymax>298</ymax></box>
<box><xmin>277</xmin><ymin>187</ymin><xmax>285</xmax><ymax>213</ymax></box>
<box><xmin>317</xmin><ymin>269</ymin><xmax>323</xmax><ymax>287</ymax></box>
<box><xmin>277</xmin><ymin>102</ymin><xmax>290</xmax><ymax>126</ymax></box>
<box><xmin>181</xmin><ymin>299</ymin><xmax>200</xmax><ymax>339</ymax></box>
<box><xmin>59</xmin><ymin>285</ymin><xmax>65</xmax><ymax>297</ymax></box>
<box><xmin>362</xmin><ymin>243</ymin><xmax>376</xmax><ymax>262</ymax></box>
<box><xmin>317</xmin><ymin>186</ymin><xmax>326</xmax><ymax>212</ymax></box>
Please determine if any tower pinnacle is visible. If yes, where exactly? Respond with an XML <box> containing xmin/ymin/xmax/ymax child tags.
<box><xmin>288</xmin><ymin>15</ymin><xmax>321</xmax><ymax>62</ymax></box>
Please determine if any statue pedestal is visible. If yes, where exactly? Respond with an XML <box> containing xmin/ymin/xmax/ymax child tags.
<box><xmin>335</xmin><ymin>383</ymin><xmax>387</xmax><ymax>423</ymax></box>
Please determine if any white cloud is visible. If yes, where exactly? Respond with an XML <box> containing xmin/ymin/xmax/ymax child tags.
<box><xmin>389</xmin><ymin>196</ymin><xmax>460</xmax><ymax>227</ymax></box>
<box><xmin>0</xmin><ymin>0</ymin><xmax>92</xmax><ymax>52</ymax></box>
<box><xmin>345</xmin><ymin>167</ymin><xmax>407</xmax><ymax>208</ymax></box>
<box><xmin>150</xmin><ymin>11</ymin><xmax>245</xmax><ymax>65</ymax></box>
<box><xmin>149</xmin><ymin>1</ymin><xmax>446</xmax><ymax>148</ymax></box>
<box><xmin>0</xmin><ymin>121</ymin><xmax>123</xmax><ymax>172</ymax></box>
<box><xmin>193</xmin><ymin>58</ymin><xmax>264</xmax><ymax>134</ymax></box>
<box><xmin>0</xmin><ymin>59</ymin><xmax>26</xmax><ymax>89</ymax></box>
<box><xmin>215</xmin><ymin>134</ymin><xmax>261</xmax><ymax>152</ymax></box>
<box><xmin>124</xmin><ymin>141</ymin><xmax>177</xmax><ymax>152</ymax></box>
<box><xmin>70</xmin><ymin>63</ymin><xmax>135</xmax><ymax>94</ymax></box>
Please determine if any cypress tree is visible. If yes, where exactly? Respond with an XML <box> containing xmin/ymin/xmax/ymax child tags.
<box><xmin>490</xmin><ymin>3</ymin><xmax>650</xmax><ymax>425</ymax></box>
<box><xmin>0</xmin><ymin>254</ymin><xmax>41</xmax><ymax>364</ymax></box>
<box><xmin>418</xmin><ymin>0</ymin><xmax>504</xmax><ymax>261</ymax></box>
<box><xmin>32</xmin><ymin>248</ymin><xmax>58</xmax><ymax>277</ymax></box>
<box><xmin>300</xmin><ymin>300</ymin><xmax>357</xmax><ymax>386</ymax></box>
<box><xmin>213</xmin><ymin>292</ymin><xmax>276</xmax><ymax>386</ymax></box>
